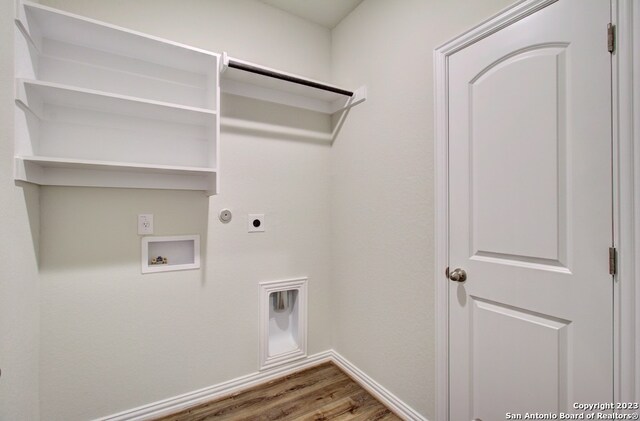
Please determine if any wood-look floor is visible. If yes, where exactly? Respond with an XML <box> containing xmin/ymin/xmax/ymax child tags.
<box><xmin>154</xmin><ymin>362</ymin><xmax>402</xmax><ymax>421</ymax></box>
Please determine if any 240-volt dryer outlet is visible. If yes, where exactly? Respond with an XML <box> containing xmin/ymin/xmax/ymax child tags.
<box><xmin>248</xmin><ymin>214</ymin><xmax>265</xmax><ymax>232</ymax></box>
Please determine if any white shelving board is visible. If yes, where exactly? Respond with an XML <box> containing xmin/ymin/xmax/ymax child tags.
<box><xmin>16</xmin><ymin>157</ymin><xmax>216</xmax><ymax>191</ymax></box>
<box><xmin>16</xmin><ymin>1</ymin><xmax>217</xmax><ymax>77</ymax></box>
<box><xmin>14</xmin><ymin>0</ymin><xmax>220</xmax><ymax>195</ymax></box>
<box><xmin>220</xmin><ymin>54</ymin><xmax>366</xmax><ymax>114</ymax></box>
<box><xmin>17</xmin><ymin>79</ymin><xmax>217</xmax><ymax>126</ymax></box>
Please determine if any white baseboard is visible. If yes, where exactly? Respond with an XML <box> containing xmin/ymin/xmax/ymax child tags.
<box><xmin>95</xmin><ymin>351</ymin><xmax>333</xmax><ymax>421</ymax></box>
<box><xmin>94</xmin><ymin>349</ymin><xmax>427</xmax><ymax>421</ymax></box>
<box><xmin>330</xmin><ymin>352</ymin><xmax>428</xmax><ymax>421</ymax></box>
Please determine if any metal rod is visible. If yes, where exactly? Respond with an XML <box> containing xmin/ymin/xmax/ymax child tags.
<box><xmin>228</xmin><ymin>60</ymin><xmax>354</xmax><ymax>97</ymax></box>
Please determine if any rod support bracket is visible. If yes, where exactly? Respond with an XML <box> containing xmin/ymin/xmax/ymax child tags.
<box><xmin>220</xmin><ymin>51</ymin><xmax>229</xmax><ymax>73</ymax></box>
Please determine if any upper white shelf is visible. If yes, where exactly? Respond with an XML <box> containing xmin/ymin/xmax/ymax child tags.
<box><xmin>15</xmin><ymin>1</ymin><xmax>218</xmax><ymax>74</ymax></box>
<box><xmin>220</xmin><ymin>53</ymin><xmax>366</xmax><ymax>114</ymax></box>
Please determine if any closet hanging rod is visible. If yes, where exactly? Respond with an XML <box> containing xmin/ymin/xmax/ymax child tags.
<box><xmin>227</xmin><ymin>59</ymin><xmax>354</xmax><ymax>97</ymax></box>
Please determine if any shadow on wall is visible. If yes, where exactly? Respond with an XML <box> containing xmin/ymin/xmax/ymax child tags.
<box><xmin>17</xmin><ymin>181</ymin><xmax>40</xmax><ymax>267</ymax></box>
<box><xmin>220</xmin><ymin>93</ymin><xmax>350</xmax><ymax>145</ymax></box>
<box><xmin>37</xmin><ymin>186</ymin><xmax>209</xmax><ymax>280</ymax></box>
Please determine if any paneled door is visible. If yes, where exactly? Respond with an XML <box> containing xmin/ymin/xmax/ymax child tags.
<box><xmin>447</xmin><ymin>0</ymin><xmax>613</xmax><ymax>419</ymax></box>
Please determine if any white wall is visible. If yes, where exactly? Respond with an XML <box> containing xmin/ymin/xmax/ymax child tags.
<box><xmin>36</xmin><ymin>1</ymin><xmax>334</xmax><ymax>419</ymax></box>
<box><xmin>330</xmin><ymin>0</ymin><xmax>513</xmax><ymax>418</ymax></box>
<box><xmin>0</xmin><ymin>0</ymin><xmax>41</xmax><ymax>419</ymax></box>
<box><xmin>4</xmin><ymin>0</ymin><xmax>523</xmax><ymax>419</ymax></box>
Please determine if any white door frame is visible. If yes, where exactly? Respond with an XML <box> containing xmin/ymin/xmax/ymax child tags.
<box><xmin>433</xmin><ymin>1</ymin><xmax>639</xmax><ymax>419</ymax></box>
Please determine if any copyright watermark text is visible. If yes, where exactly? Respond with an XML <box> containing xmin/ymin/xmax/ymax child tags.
<box><xmin>504</xmin><ymin>404</ymin><xmax>640</xmax><ymax>420</ymax></box>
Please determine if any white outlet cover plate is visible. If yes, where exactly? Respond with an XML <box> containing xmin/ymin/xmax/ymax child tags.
<box><xmin>248</xmin><ymin>214</ymin><xmax>265</xmax><ymax>232</ymax></box>
<box><xmin>138</xmin><ymin>214</ymin><xmax>154</xmax><ymax>235</ymax></box>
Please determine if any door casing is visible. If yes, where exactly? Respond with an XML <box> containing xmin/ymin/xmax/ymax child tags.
<box><xmin>433</xmin><ymin>1</ymin><xmax>640</xmax><ymax>419</ymax></box>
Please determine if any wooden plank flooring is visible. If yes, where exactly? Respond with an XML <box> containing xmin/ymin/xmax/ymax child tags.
<box><xmin>154</xmin><ymin>362</ymin><xmax>402</xmax><ymax>421</ymax></box>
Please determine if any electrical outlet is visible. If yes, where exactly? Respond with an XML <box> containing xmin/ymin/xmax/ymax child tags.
<box><xmin>248</xmin><ymin>214</ymin><xmax>265</xmax><ymax>232</ymax></box>
<box><xmin>138</xmin><ymin>214</ymin><xmax>154</xmax><ymax>235</ymax></box>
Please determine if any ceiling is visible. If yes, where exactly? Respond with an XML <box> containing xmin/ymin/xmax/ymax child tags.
<box><xmin>257</xmin><ymin>0</ymin><xmax>365</xmax><ymax>29</ymax></box>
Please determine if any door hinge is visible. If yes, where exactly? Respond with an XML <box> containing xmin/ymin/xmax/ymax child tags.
<box><xmin>607</xmin><ymin>23</ymin><xmax>616</xmax><ymax>53</ymax></box>
<box><xmin>609</xmin><ymin>247</ymin><xmax>617</xmax><ymax>275</ymax></box>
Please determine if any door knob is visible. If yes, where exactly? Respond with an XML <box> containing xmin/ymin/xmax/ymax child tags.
<box><xmin>449</xmin><ymin>268</ymin><xmax>467</xmax><ymax>282</ymax></box>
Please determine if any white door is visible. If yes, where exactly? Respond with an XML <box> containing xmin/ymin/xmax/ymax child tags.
<box><xmin>447</xmin><ymin>1</ymin><xmax>613</xmax><ymax>419</ymax></box>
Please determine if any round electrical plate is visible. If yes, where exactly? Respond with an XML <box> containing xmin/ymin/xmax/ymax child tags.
<box><xmin>219</xmin><ymin>209</ymin><xmax>232</xmax><ymax>223</ymax></box>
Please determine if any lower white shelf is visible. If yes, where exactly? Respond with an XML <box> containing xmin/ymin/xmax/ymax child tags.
<box><xmin>141</xmin><ymin>235</ymin><xmax>200</xmax><ymax>274</ymax></box>
<box><xmin>15</xmin><ymin>156</ymin><xmax>217</xmax><ymax>194</ymax></box>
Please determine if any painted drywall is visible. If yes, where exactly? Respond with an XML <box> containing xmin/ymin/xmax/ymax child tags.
<box><xmin>0</xmin><ymin>0</ymin><xmax>41</xmax><ymax>419</ymax></box>
<box><xmin>330</xmin><ymin>0</ymin><xmax>513</xmax><ymax>418</ymax></box>
<box><xmin>36</xmin><ymin>1</ymin><xmax>333</xmax><ymax>419</ymax></box>
<box><xmin>14</xmin><ymin>0</ymin><xmax>522</xmax><ymax>419</ymax></box>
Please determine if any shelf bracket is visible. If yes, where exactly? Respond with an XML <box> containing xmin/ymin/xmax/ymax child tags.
<box><xmin>220</xmin><ymin>51</ymin><xmax>229</xmax><ymax>74</ymax></box>
<box><xmin>330</xmin><ymin>85</ymin><xmax>367</xmax><ymax>114</ymax></box>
